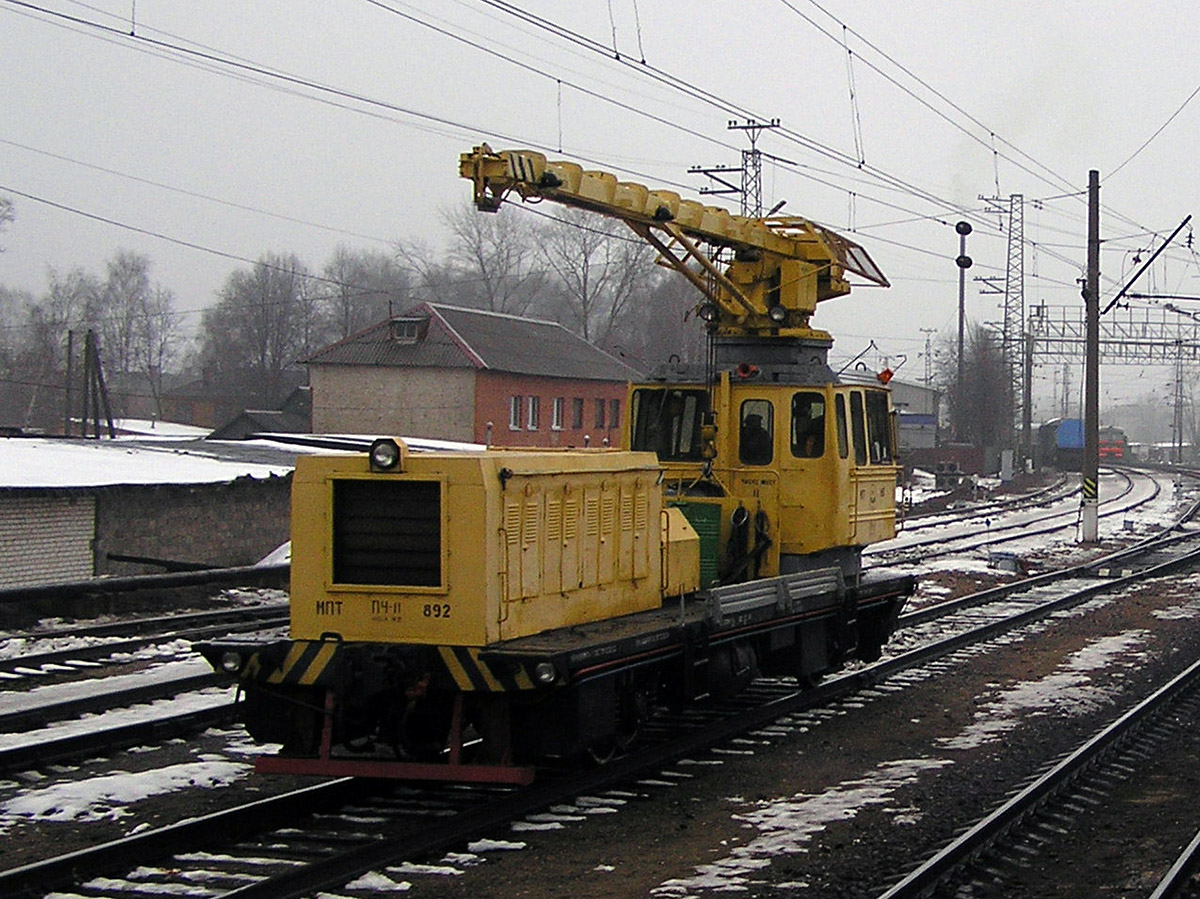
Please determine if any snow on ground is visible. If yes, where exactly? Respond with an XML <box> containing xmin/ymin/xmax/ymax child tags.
<box><xmin>0</xmin><ymin>725</ymin><xmax>269</xmax><ymax>834</ymax></box>
<box><xmin>0</xmin><ymin>685</ymin><xmax>235</xmax><ymax>753</ymax></box>
<box><xmin>1</xmin><ymin>759</ymin><xmax>251</xmax><ymax>827</ymax></box>
<box><xmin>0</xmin><ymin>656</ymin><xmax>212</xmax><ymax>714</ymax></box>
<box><xmin>652</xmin><ymin>609</ymin><xmax>1166</xmax><ymax>896</ymax></box>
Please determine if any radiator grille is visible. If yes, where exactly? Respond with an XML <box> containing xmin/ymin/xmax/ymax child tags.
<box><xmin>332</xmin><ymin>479</ymin><xmax>441</xmax><ymax>586</ymax></box>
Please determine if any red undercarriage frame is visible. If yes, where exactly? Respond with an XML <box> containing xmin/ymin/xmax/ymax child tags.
<box><xmin>253</xmin><ymin>690</ymin><xmax>537</xmax><ymax>785</ymax></box>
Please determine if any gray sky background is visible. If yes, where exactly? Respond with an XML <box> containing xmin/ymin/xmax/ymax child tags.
<box><xmin>3</xmin><ymin>1</ymin><xmax>1199</xmax><ymax>416</ymax></box>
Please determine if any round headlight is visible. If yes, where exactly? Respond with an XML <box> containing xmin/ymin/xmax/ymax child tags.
<box><xmin>534</xmin><ymin>661</ymin><xmax>558</xmax><ymax>684</ymax></box>
<box><xmin>767</xmin><ymin>304</ymin><xmax>788</xmax><ymax>324</ymax></box>
<box><xmin>369</xmin><ymin>438</ymin><xmax>401</xmax><ymax>471</ymax></box>
<box><xmin>220</xmin><ymin>651</ymin><xmax>243</xmax><ymax>673</ymax></box>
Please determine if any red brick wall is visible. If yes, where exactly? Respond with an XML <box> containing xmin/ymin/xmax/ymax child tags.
<box><xmin>474</xmin><ymin>371</ymin><xmax>628</xmax><ymax>448</ymax></box>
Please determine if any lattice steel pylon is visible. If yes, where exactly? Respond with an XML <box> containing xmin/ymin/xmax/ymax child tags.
<box><xmin>691</xmin><ymin>119</ymin><xmax>780</xmax><ymax>217</ymax></box>
<box><xmin>981</xmin><ymin>194</ymin><xmax>1026</xmax><ymax>460</ymax></box>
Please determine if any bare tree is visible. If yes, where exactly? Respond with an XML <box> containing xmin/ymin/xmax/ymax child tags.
<box><xmin>98</xmin><ymin>250</ymin><xmax>153</xmax><ymax>373</ymax></box>
<box><xmin>322</xmin><ymin>246</ymin><xmax>411</xmax><ymax>338</ymax></box>
<box><xmin>395</xmin><ymin>237</ymin><xmax>477</xmax><ymax>309</ymax></box>
<box><xmin>535</xmin><ymin>209</ymin><xmax>656</xmax><ymax>345</ymax></box>
<box><xmin>939</xmin><ymin>324</ymin><xmax>1011</xmax><ymax>447</ymax></box>
<box><xmin>199</xmin><ymin>252</ymin><xmax>315</xmax><ymax>406</ymax></box>
<box><xmin>615</xmin><ymin>269</ymin><xmax>708</xmax><ymax>369</ymax></box>
<box><xmin>135</xmin><ymin>285</ymin><xmax>182</xmax><ymax>417</ymax></box>
<box><xmin>0</xmin><ymin>197</ymin><xmax>13</xmax><ymax>251</ymax></box>
<box><xmin>442</xmin><ymin>202</ymin><xmax>545</xmax><ymax>315</ymax></box>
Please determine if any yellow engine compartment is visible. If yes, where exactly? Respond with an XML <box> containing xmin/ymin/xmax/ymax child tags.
<box><xmin>289</xmin><ymin>446</ymin><xmax>692</xmax><ymax>646</ymax></box>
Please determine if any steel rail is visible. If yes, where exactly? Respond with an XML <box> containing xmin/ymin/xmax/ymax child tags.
<box><xmin>0</xmin><ymin>611</ymin><xmax>289</xmax><ymax>677</ymax></box>
<box><xmin>899</xmin><ymin>489</ymin><xmax>1200</xmax><ymax>630</ymax></box>
<box><xmin>0</xmin><ymin>778</ymin><xmax>371</xmax><ymax>899</ymax></box>
<box><xmin>13</xmin><ymin>602</ymin><xmax>289</xmax><ymax>641</ymax></box>
<box><xmin>10</xmin><ymin>501</ymin><xmax>1200</xmax><ymax>898</ymax></box>
<box><xmin>1149</xmin><ymin>826</ymin><xmax>1200</xmax><ymax>899</ymax></box>
<box><xmin>0</xmin><ymin>672</ymin><xmax>227</xmax><ymax>732</ymax></box>
<box><xmin>0</xmin><ymin>693</ymin><xmax>235</xmax><ymax>773</ymax></box>
<box><xmin>898</xmin><ymin>472</ymin><xmax>1074</xmax><ymax>530</ymax></box>
<box><xmin>212</xmin><ymin>537</ymin><xmax>1200</xmax><ymax>899</ymax></box>
<box><xmin>0</xmin><ymin>562</ymin><xmax>288</xmax><ymax>604</ymax></box>
<box><xmin>869</xmin><ymin>467</ymin><xmax>1146</xmax><ymax>566</ymax></box>
<box><xmin>877</xmin><ymin>656</ymin><xmax>1200</xmax><ymax>898</ymax></box>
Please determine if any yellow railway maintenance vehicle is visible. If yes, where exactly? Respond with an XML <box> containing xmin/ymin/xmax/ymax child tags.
<box><xmin>197</xmin><ymin>146</ymin><xmax>914</xmax><ymax>784</ymax></box>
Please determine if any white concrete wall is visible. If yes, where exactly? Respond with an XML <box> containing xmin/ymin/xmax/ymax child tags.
<box><xmin>310</xmin><ymin>366</ymin><xmax>476</xmax><ymax>441</ymax></box>
<box><xmin>0</xmin><ymin>493</ymin><xmax>95</xmax><ymax>588</ymax></box>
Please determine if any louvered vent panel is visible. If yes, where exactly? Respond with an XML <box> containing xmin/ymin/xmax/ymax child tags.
<box><xmin>332</xmin><ymin>480</ymin><xmax>441</xmax><ymax>586</ymax></box>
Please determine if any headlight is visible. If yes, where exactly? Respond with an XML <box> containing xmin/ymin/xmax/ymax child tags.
<box><xmin>220</xmin><ymin>651</ymin><xmax>243</xmax><ymax>673</ymax></box>
<box><xmin>767</xmin><ymin>303</ymin><xmax>788</xmax><ymax>324</ymax></box>
<box><xmin>534</xmin><ymin>661</ymin><xmax>558</xmax><ymax>684</ymax></box>
<box><xmin>369</xmin><ymin>438</ymin><xmax>402</xmax><ymax>472</ymax></box>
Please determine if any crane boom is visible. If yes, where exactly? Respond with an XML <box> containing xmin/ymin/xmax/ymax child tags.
<box><xmin>459</xmin><ymin>143</ymin><xmax>888</xmax><ymax>339</ymax></box>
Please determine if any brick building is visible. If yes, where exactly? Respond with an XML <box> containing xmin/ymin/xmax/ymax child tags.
<box><xmin>0</xmin><ymin>437</ymin><xmax>296</xmax><ymax>590</ymax></box>
<box><xmin>304</xmin><ymin>304</ymin><xmax>643</xmax><ymax>447</ymax></box>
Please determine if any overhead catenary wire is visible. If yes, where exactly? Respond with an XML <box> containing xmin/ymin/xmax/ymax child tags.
<box><xmin>3</xmin><ymin>0</ymin><xmax>1076</xmax><ymax>248</ymax></box>
<box><xmin>2</xmin><ymin>0</ymin><xmax>1186</xmax><ymax>314</ymax></box>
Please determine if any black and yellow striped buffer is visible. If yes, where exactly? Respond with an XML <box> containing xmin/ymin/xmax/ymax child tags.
<box><xmin>262</xmin><ymin>641</ymin><xmax>340</xmax><ymax>686</ymax></box>
<box><xmin>438</xmin><ymin>646</ymin><xmax>536</xmax><ymax>692</ymax></box>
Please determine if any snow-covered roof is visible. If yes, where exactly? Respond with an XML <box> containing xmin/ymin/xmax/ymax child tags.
<box><xmin>111</xmin><ymin>418</ymin><xmax>213</xmax><ymax>439</ymax></box>
<box><xmin>0</xmin><ymin>431</ymin><xmax>497</xmax><ymax>490</ymax></box>
<box><xmin>0</xmin><ymin>437</ymin><xmax>292</xmax><ymax>489</ymax></box>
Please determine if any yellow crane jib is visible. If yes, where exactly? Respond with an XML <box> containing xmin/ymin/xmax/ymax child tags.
<box><xmin>459</xmin><ymin>143</ymin><xmax>889</xmax><ymax>338</ymax></box>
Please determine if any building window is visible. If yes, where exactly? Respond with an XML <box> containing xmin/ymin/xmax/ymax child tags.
<box><xmin>390</xmin><ymin>317</ymin><xmax>424</xmax><ymax>343</ymax></box>
<box><xmin>509</xmin><ymin>396</ymin><xmax>522</xmax><ymax>430</ymax></box>
<box><xmin>572</xmin><ymin>397</ymin><xmax>585</xmax><ymax>430</ymax></box>
<box><xmin>552</xmin><ymin>397</ymin><xmax>564</xmax><ymax>430</ymax></box>
<box><xmin>527</xmin><ymin>396</ymin><xmax>540</xmax><ymax>430</ymax></box>
<box><xmin>609</xmin><ymin>398</ymin><xmax>620</xmax><ymax>430</ymax></box>
<box><xmin>594</xmin><ymin>398</ymin><xmax>606</xmax><ymax>429</ymax></box>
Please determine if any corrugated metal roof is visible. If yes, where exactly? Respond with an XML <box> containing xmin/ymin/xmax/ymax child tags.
<box><xmin>305</xmin><ymin>303</ymin><xmax>643</xmax><ymax>382</ymax></box>
<box><xmin>302</xmin><ymin>313</ymin><xmax>474</xmax><ymax>368</ymax></box>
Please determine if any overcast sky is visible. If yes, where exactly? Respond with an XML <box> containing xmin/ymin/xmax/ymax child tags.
<box><xmin>3</xmin><ymin>1</ymin><xmax>1199</xmax><ymax>413</ymax></box>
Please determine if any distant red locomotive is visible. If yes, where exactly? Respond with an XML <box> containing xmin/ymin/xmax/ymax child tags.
<box><xmin>1099</xmin><ymin>425</ymin><xmax>1127</xmax><ymax>462</ymax></box>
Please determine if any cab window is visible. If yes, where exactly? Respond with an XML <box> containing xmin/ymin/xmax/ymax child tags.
<box><xmin>790</xmin><ymin>392</ymin><xmax>826</xmax><ymax>458</ymax></box>
<box><xmin>630</xmin><ymin>388</ymin><xmax>708</xmax><ymax>461</ymax></box>
<box><xmin>739</xmin><ymin>399</ymin><xmax>774</xmax><ymax>465</ymax></box>
<box><xmin>866</xmin><ymin>390</ymin><xmax>894</xmax><ymax>464</ymax></box>
<box><xmin>849</xmin><ymin>391</ymin><xmax>868</xmax><ymax>465</ymax></box>
<box><xmin>834</xmin><ymin>393</ymin><xmax>849</xmax><ymax>459</ymax></box>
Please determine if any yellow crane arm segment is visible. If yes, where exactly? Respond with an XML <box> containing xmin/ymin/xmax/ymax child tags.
<box><xmin>459</xmin><ymin>143</ymin><xmax>888</xmax><ymax>335</ymax></box>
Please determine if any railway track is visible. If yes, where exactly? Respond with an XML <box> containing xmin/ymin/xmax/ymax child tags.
<box><xmin>0</xmin><ymin>598</ymin><xmax>289</xmax><ymax>772</ymax></box>
<box><xmin>0</xmin><ymin>599</ymin><xmax>288</xmax><ymax>679</ymax></box>
<box><xmin>877</xmin><ymin>657</ymin><xmax>1200</xmax><ymax>898</ymax></box>
<box><xmin>869</xmin><ymin>466</ymin><xmax>1167</xmax><ymax>569</ymax></box>
<box><xmin>898</xmin><ymin>471</ymin><xmax>1074</xmax><ymax>530</ymax></box>
<box><xmin>10</xmin><ymin>506</ymin><xmax>1200</xmax><ymax>899</ymax></box>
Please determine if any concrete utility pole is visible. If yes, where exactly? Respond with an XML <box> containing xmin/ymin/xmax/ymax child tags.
<box><xmin>1082</xmin><ymin>170</ymin><xmax>1100</xmax><ymax>543</ymax></box>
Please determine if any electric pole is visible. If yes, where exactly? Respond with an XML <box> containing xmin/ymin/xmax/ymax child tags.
<box><xmin>1082</xmin><ymin>170</ymin><xmax>1100</xmax><ymax>543</ymax></box>
<box><xmin>955</xmin><ymin>222</ymin><xmax>973</xmax><ymax>440</ymax></box>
